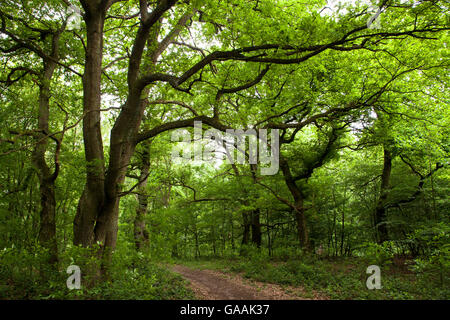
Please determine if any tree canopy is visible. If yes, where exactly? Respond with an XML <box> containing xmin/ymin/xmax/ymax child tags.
<box><xmin>0</xmin><ymin>0</ymin><xmax>448</xmax><ymax>300</ymax></box>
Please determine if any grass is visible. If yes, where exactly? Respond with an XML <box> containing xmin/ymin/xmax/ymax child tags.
<box><xmin>0</xmin><ymin>245</ymin><xmax>196</xmax><ymax>300</ymax></box>
<box><xmin>174</xmin><ymin>255</ymin><xmax>449</xmax><ymax>300</ymax></box>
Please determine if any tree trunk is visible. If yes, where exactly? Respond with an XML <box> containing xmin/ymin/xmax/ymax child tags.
<box><xmin>74</xmin><ymin>8</ymin><xmax>107</xmax><ymax>248</ymax></box>
<box><xmin>251</xmin><ymin>208</ymin><xmax>262</xmax><ymax>248</ymax></box>
<box><xmin>74</xmin><ymin>1</ymin><xmax>188</xmax><ymax>268</ymax></box>
<box><xmin>293</xmin><ymin>200</ymin><xmax>309</xmax><ymax>250</ymax></box>
<box><xmin>280</xmin><ymin>157</ymin><xmax>310</xmax><ymax>250</ymax></box>
<box><xmin>194</xmin><ymin>228</ymin><xmax>200</xmax><ymax>259</ymax></box>
<box><xmin>230</xmin><ymin>213</ymin><xmax>235</xmax><ymax>252</ymax></box>
<box><xmin>241</xmin><ymin>211</ymin><xmax>251</xmax><ymax>246</ymax></box>
<box><xmin>374</xmin><ymin>146</ymin><xmax>392</xmax><ymax>243</ymax></box>
<box><xmin>32</xmin><ymin>58</ymin><xmax>58</xmax><ymax>265</ymax></box>
<box><xmin>134</xmin><ymin>144</ymin><xmax>150</xmax><ymax>250</ymax></box>
<box><xmin>36</xmin><ymin>177</ymin><xmax>57</xmax><ymax>262</ymax></box>
<box><xmin>90</xmin><ymin>11</ymin><xmax>162</xmax><ymax>253</ymax></box>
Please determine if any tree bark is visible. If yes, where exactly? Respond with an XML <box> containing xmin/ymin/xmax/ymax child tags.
<box><xmin>293</xmin><ymin>200</ymin><xmax>309</xmax><ymax>250</ymax></box>
<box><xmin>32</xmin><ymin>32</ymin><xmax>62</xmax><ymax>265</ymax></box>
<box><xmin>251</xmin><ymin>208</ymin><xmax>262</xmax><ymax>248</ymax></box>
<box><xmin>73</xmin><ymin>2</ymin><xmax>197</xmax><ymax>269</ymax></box>
<box><xmin>74</xmin><ymin>6</ymin><xmax>107</xmax><ymax>247</ymax></box>
<box><xmin>88</xmin><ymin>1</ymin><xmax>176</xmax><ymax>254</ymax></box>
<box><xmin>134</xmin><ymin>143</ymin><xmax>150</xmax><ymax>250</ymax></box>
<box><xmin>374</xmin><ymin>146</ymin><xmax>392</xmax><ymax>243</ymax></box>
<box><xmin>279</xmin><ymin>156</ymin><xmax>310</xmax><ymax>250</ymax></box>
<box><xmin>241</xmin><ymin>211</ymin><xmax>251</xmax><ymax>246</ymax></box>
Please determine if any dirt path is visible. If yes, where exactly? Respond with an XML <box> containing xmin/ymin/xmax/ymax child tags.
<box><xmin>171</xmin><ymin>265</ymin><xmax>324</xmax><ymax>300</ymax></box>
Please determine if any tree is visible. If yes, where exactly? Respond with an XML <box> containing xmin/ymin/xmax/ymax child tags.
<box><xmin>1</xmin><ymin>0</ymin><xmax>449</xmax><ymax>279</ymax></box>
<box><xmin>0</xmin><ymin>3</ymin><xmax>75</xmax><ymax>264</ymax></box>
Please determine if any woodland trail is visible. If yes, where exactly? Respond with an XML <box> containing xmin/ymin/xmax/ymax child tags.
<box><xmin>171</xmin><ymin>265</ymin><xmax>325</xmax><ymax>300</ymax></box>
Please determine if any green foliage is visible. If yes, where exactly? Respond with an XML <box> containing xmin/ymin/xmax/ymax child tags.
<box><xmin>186</xmin><ymin>254</ymin><xmax>448</xmax><ymax>300</ymax></box>
<box><xmin>0</xmin><ymin>0</ymin><xmax>448</xmax><ymax>300</ymax></box>
<box><xmin>0</xmin><ymin>243</ymin><xmax>194</xmax><ymax>300</ymax></box>
<box><xmin>359</xmin><ymin>242</ymin><xmax>395</xmax><ymax>266</ymax></box>
<box><xmin>410</xmin><ymin>222</ymin><xmax>450</xmax><ymax>289</ymax></box>
<box><xmin>0</xmin><ymin>244</ymin><xmax>55</xmax><ymax>299</ymax></box>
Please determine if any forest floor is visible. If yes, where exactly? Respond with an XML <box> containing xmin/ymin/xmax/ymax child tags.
<box><xmin>169</xmin><ymin>257</ymin><xmax>448</xmax><ymax>300</ymax></box>
<box><xmin>171</xmin><ymin>264</ymin><xmax>327</xmax><ymax>300</ymax></box>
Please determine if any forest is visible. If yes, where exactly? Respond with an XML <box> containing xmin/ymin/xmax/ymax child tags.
<box><xmin>0</xmin><ymin>0</ymin><xmax>448</xmax><ymax>301</ymax></box>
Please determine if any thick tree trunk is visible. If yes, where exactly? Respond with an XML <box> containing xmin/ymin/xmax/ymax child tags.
<box><xmin>32</xmin><ymin>60</ymin><xmax>58</xmax><ymax>265</ymax></box>
<box><xmin>226</xmin><ymin>162</ymin><xmax>252</xmax><ymax>254</ymax></box>
<box><xmin>374</xmin><ymin>147</ymin><xmax>392</xmax><ymax>243</ymax></box>
<box><xmin>92</xmin><ymin>13</ymin><xmax>161</xmax><ymax>251</ymax></box>
<box><xmin>280</xmin><ymin>157</ymin><xmax>310</xmax><ymax>251</ymax></box>
<box><xmin>93</xmin><ymin>91</ymin><xmax>145</xmax><ymax>253</ymax></box>
<box><xmin>74</xmin><ymin>1</ymin><xmax>186</xmax><ymax>265</ymax></box>
<box><xmin>37</xmin><ymin>178</ymin><xmax>57</xmax><ymax>260</ymax></box>
<box><xmin>134</xmin><ymin>144</ymin><xmax>150</xmax><ymax>250</ymax></box>
<box><xmin>239</xmin><ymin>210</ymin><xmax>252</xmax><ymax>255</ymax></box>
<box><xmin>294</xmin><ymin>205</ymin><xmax>309</xmax><ymax>250</ymax></box>
<box><xmin>74</xmin><ymin>8</ymin><xmax>107</xmax><ymax>248</ymax></box>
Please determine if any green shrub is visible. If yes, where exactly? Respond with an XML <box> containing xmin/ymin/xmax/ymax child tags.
<box><xmin>0</xmin><ymin>243</ymin><xmax>194</xmax><ymax>300</ymax></box>
<box><xmin>360</xmin><ymin>241</ymin><xmax>395</xmax><ymax>266</ymax></box>
<box><xmin>410</xmin><ymin>223</ymin><xmax>450</xmax><ymax>290</ymax></box>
